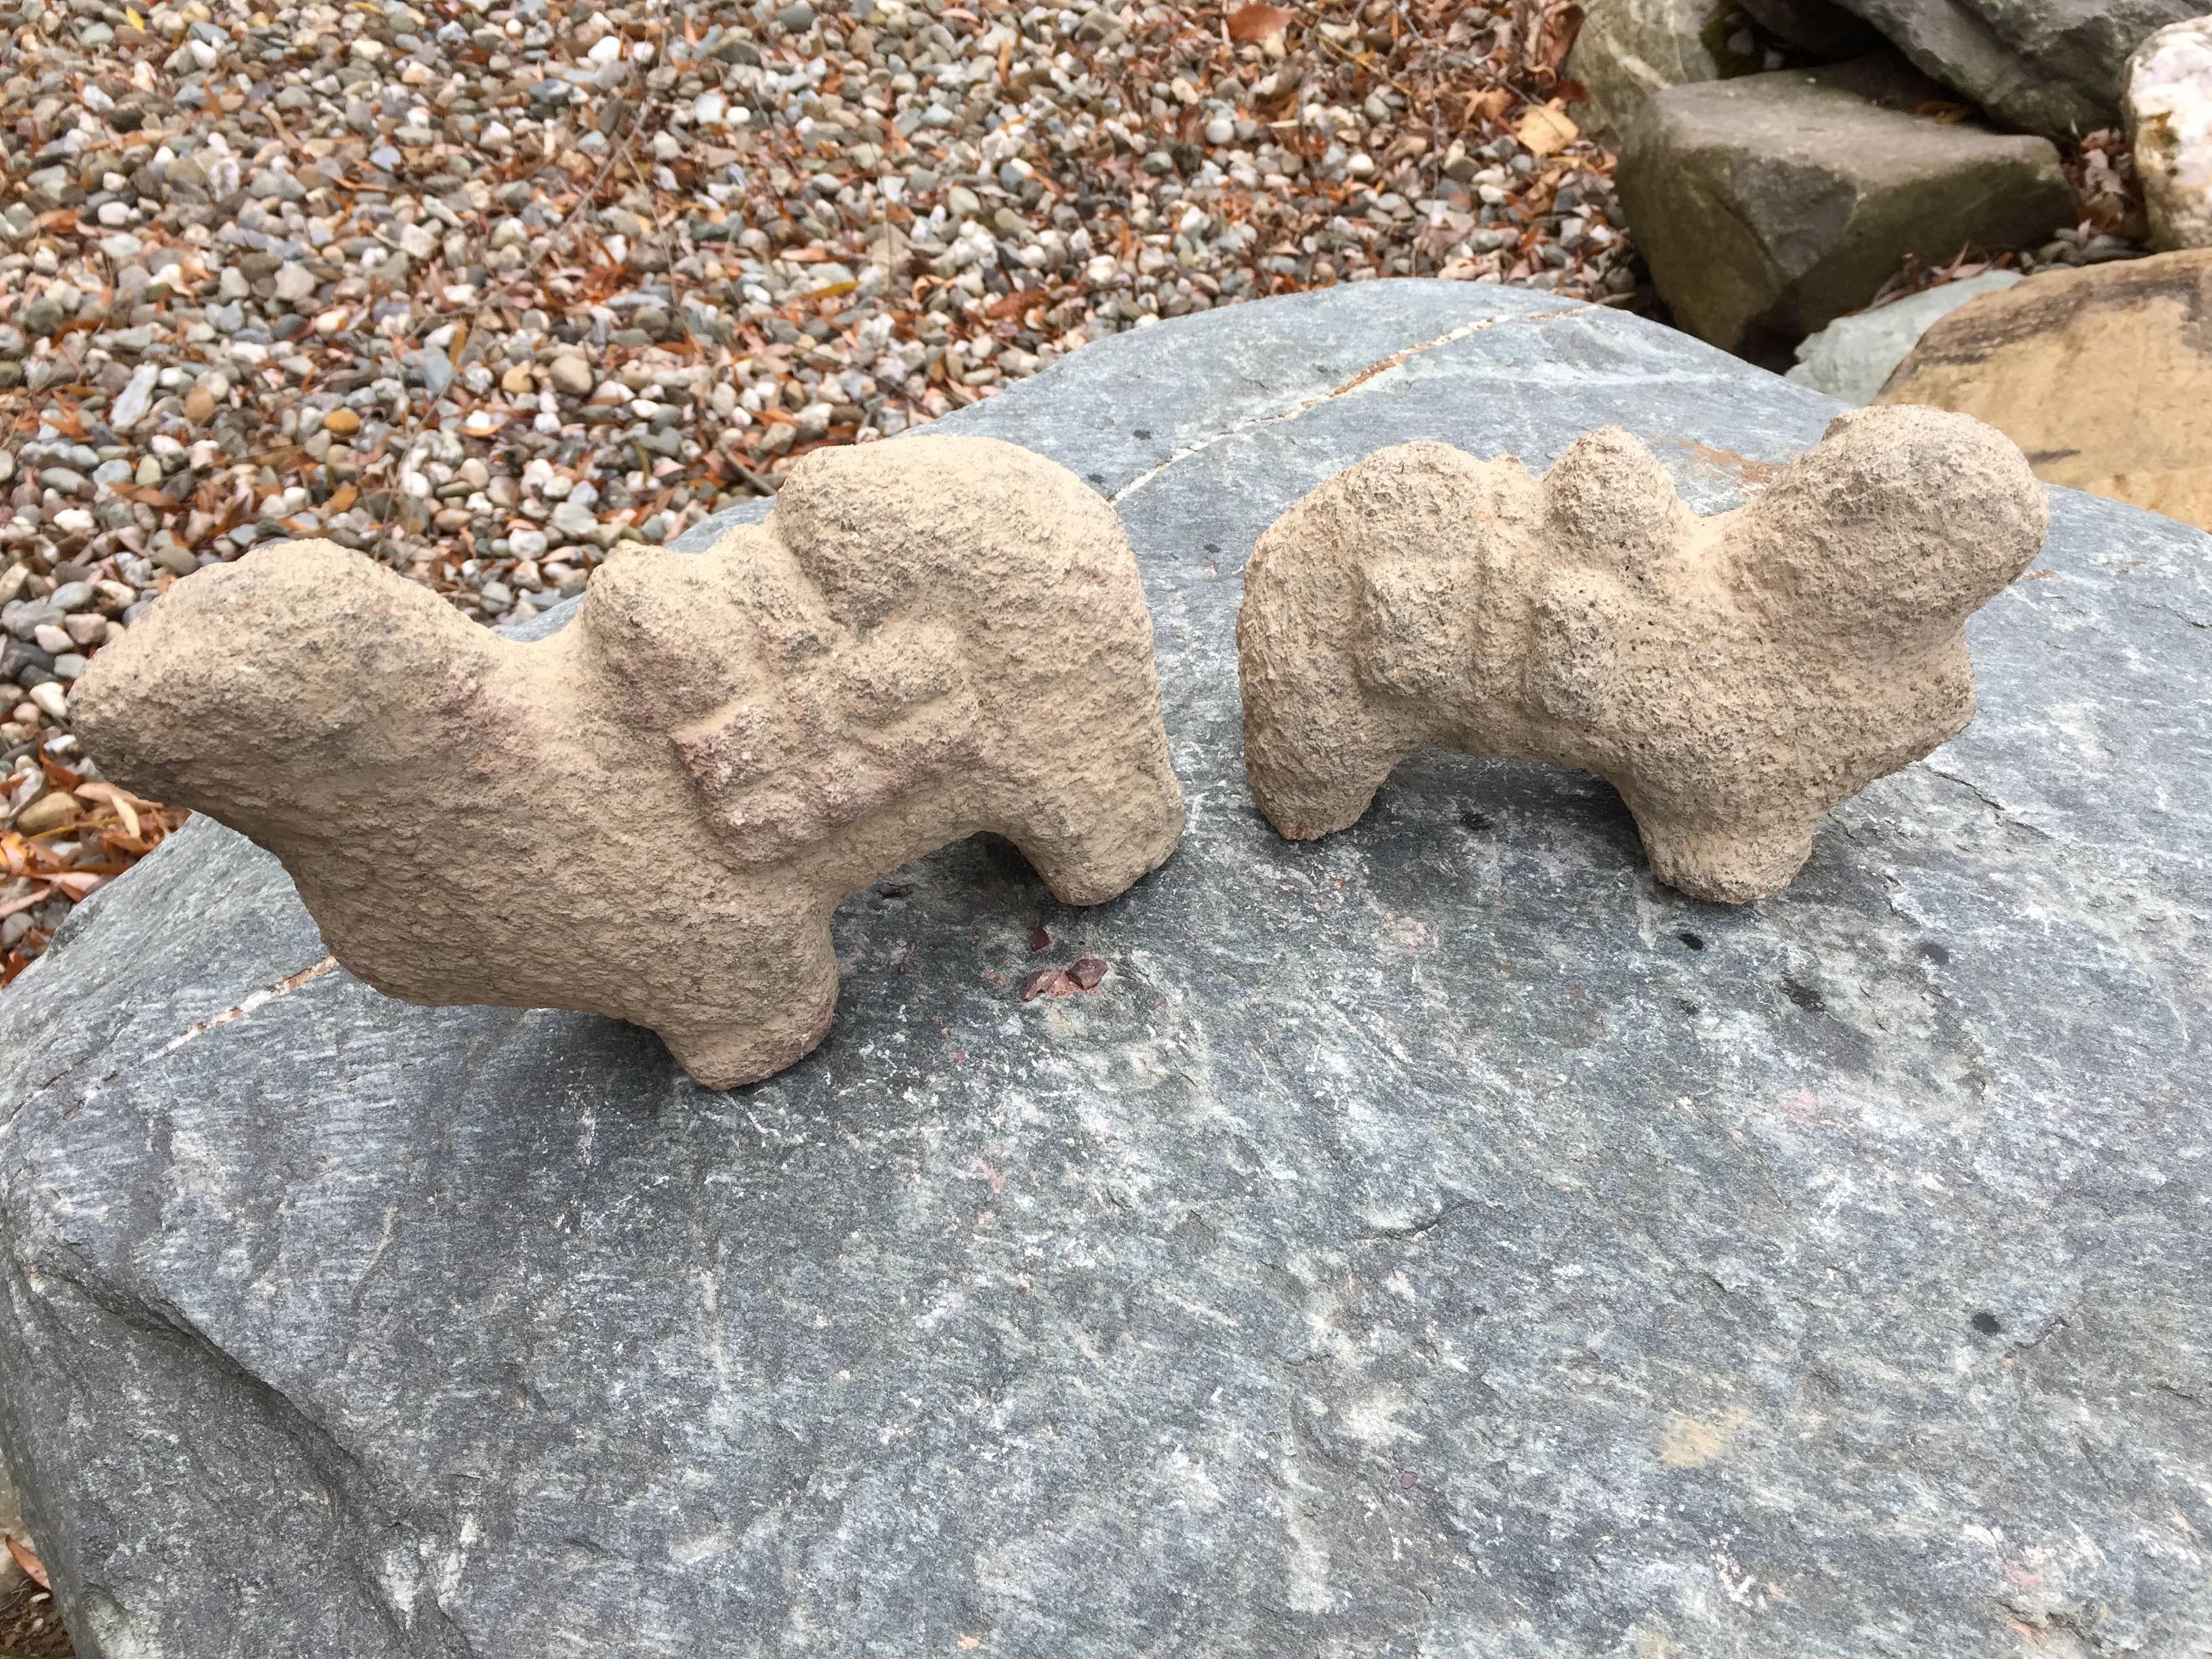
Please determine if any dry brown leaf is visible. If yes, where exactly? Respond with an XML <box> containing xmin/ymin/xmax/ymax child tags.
<box><xmin>76</xmin><ymin>781</ymin><xmax>143</xmax><ymax>839</ymax></box>
<box><xmin>1536</xmin><ymin>2</ymin><xmax>1584</xmax><ymax>73</ymax></box>
<box><xmin>5</xmin><ymin>1535</ymin><xmax>47</xmax><ymax>1589</ymax></box>
<box><xmin>108</xmin><ymin>481</ymin><xmax>180</xmax><ymax>508</ymax></box>
<box><xmin>1465</xmin><ymin>87</ymin><xmax>1513</xmax><ymax>126</ymax></box>
<box><xmin>1226</xmin><ymin>3</ymin><xmax>1294</xmax><ymax>43</ymax></box>
<box><xmin>1515</xmin><ymin>103</ymin><xmax>1578</xmax><ymax>157</ymax></box>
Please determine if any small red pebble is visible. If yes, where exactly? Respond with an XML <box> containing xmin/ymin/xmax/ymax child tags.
<box><xmin>1068</xmin><ymin>957</ymin><xmax>1108</xmax><ymax>991</ymax></box>
<box><xmin>1029</xmin><ymin>923</ymin><xmax>1051</xmax><ymax>953</ymax></box>
<box><xmin>1021</xmin><ymin>968</ymin><xmax>1075</xmax><ymax>1000</ymax></box>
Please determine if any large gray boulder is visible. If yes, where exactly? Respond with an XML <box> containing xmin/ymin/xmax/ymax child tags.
<box><xmin>1832</xmin><ymin>0</ymin><xmax>2199</xmax><ymax>139</ymax></box>
<box><xmin>4</xmin><ymin>283</ymin><xmax>2211</xmax><ymax>1657</ymax></box>
<box><xmin>1617</xmin><ymin>56</ymin><xmax>2072</xmax><ymax>360</ymax></box>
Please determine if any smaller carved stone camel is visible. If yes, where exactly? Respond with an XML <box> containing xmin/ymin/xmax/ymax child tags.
<box><xmin>75</xmin><ymin>436</ymin><xmax>1186</xmax><ymax>1086</ymax></box>
<box><xmin>1236</xmin><ymin>406</ymin><xmax>2047</xmax><ymax>902</ymax></box>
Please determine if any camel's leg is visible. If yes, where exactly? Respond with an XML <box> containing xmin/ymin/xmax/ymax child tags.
<box><xmin>653</xmin><ymin>912</ymin><xmax>840</xmax><ymax>1089</ymax></box>
<box><xmin>999</xmin><ymin>742</ymin><xmax>1188</xmax><ymax>907</ymax></box>
<box><xmin>1635</xmin><ymin>813</ymin><xmax>1820</xmax><ymax>905</ymax></box>
<box><xmin>1242</xmin><ymin>699</ymin><xmax>1413</xmax><ymax>846</ymax></box>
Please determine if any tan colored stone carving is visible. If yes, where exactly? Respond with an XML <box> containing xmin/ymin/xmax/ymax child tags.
<box><xmin>74</xmin><ymin>436</ymin><xmax>1186</xmax><ymax>1087</ymax></box>
<box><xmin>1235</xmin><ymin>407</ymin><xmax>2046</xmax><ymax>903</ymax></box>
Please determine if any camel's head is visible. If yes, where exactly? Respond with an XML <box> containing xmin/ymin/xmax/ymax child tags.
<box><xmin>72</xmin><ymin>538</ymin><xmax>503</xmax><ymax>828</ymax></box>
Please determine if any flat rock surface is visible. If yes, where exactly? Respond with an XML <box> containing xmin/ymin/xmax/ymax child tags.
<box><xmin>4</xmin><ymin>282</ymin><xmax>2211</xmax><ymax>1657</ymax></box>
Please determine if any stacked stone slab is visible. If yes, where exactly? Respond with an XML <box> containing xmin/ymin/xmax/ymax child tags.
<box><xmin>1784</xmin><ymin>269</ymin><xmax>2021</xmax><ymax>402</ymax></box>
<box><xmin>1562</xmin><ymin>0</ymin><xmax>1760</xmax><ymax>138</ymax></box>
<box><xmin>1616</xmin><ymin>58</ymin><xmax>2071</xmax><ymax>361</ymax></box>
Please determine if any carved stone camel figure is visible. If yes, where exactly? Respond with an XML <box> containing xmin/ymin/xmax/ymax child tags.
<box><xmin>1236</xmin><ymin>406</ymin><xmax>2048</xmax><ymax>903</ymax></box>
<box><xmin>75</xmin><ymin>435</ymin><xmax>1187</xmax><ymax>1086</ymax></box>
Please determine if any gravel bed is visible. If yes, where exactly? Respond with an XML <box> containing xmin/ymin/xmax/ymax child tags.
<box><xmin>1</xmin><ymin>0</ymin><xmax>1624</xmax><ymax>982</ymax></box>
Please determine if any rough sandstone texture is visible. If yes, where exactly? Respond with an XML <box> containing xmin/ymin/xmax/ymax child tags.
<box><xmin>1236</xmin><ymin>407</ymin><xmax>2047</xmax><ymax>903</ymax></box>
<box><xmin>1614</xmin><ymin>58</ymin><xmax>2073</xmax><ymax>363</ymax></box>
<box><xmin>7</xmin><ymin>285</ymin><xmax>2211</xmax><ymax>1659</ymax></box>
<box><xmin>70</xmin><ymin>434</ymin><xmax>1185</xmax><ymax>1088</ymax></box>
<box><xmin>1879</xmin><ymin>250</ymin><xmax>2212</xmax><ymax>533</ymax></box>
<box><xmin>2127</xmin><ymin>16</ymin><xmax>2212</xmax><ymax>252</ymax></box>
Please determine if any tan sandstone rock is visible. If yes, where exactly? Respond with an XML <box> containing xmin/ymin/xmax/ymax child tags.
<box><xmin>1235</xmin><ymin>407</ymin><xmax>2045</xmax><ymax>903</ymax></box>
<box><xmin>73</xmin><ymin>436</ymin><xmax>1187</xmax><ymax>1088</ymax></box>
<box><xmin>1877</xmin><ymin>251</ymin><xmax>2212</xmax><ymax>534</ymax></box>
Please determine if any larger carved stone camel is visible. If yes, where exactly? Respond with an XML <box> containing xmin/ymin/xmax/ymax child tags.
<box><xmin>75</xmin><ymin>436</ymin><xmax>1187</xmax><ymax>1087</ymax></box>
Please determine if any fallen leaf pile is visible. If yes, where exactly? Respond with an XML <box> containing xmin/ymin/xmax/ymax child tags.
<box><xmin>1</xmin><ymin>758</ymin><xmax>182</xmax><ymax>984</ymax></box>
